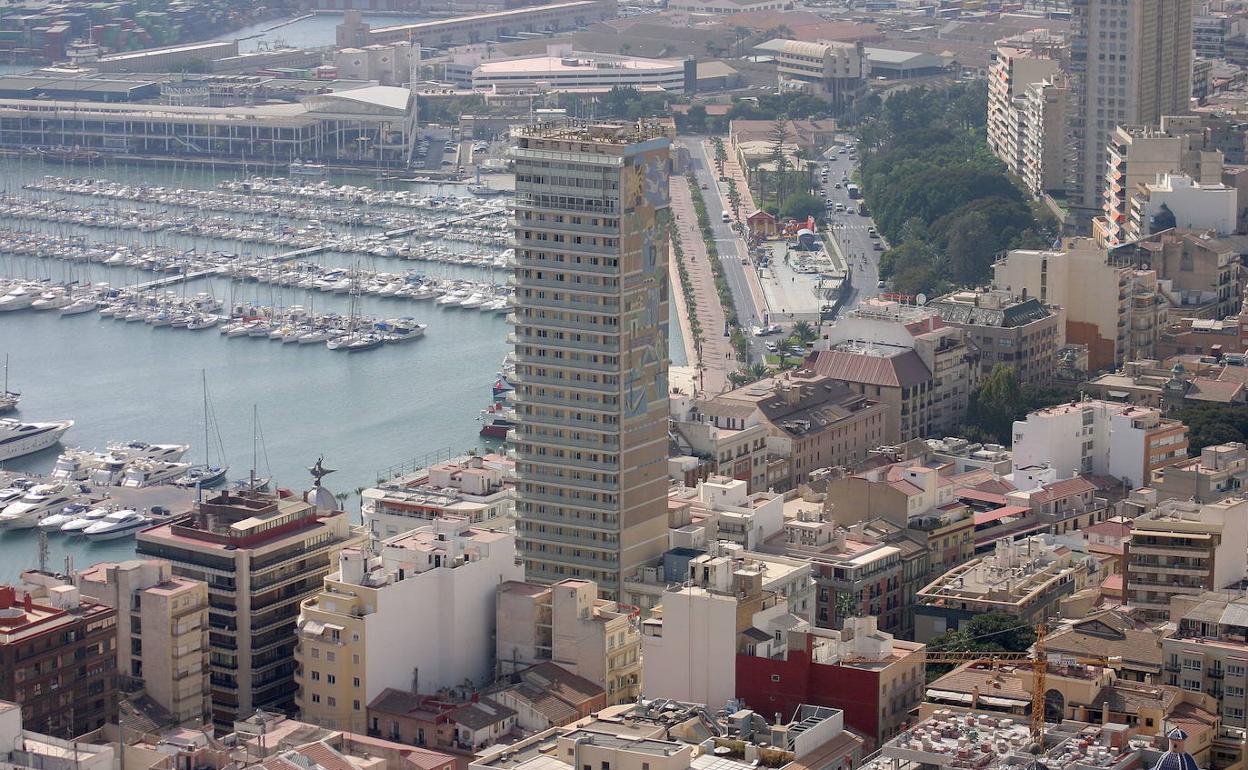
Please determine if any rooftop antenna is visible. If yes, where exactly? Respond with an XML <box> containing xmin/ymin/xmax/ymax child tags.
<box><xmin>37</xmin><ymin>529</ymin><xmax>48</xmax><ymax>572</ymax></box>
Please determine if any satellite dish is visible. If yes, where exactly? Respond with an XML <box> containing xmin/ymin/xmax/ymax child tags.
<box><xmin>916</xmin><ymin>293</ymin><xmax>927</xmax><ymax>306</ymax></box>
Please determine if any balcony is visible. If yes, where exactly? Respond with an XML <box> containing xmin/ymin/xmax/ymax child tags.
<box><xmin>511</xmin><ymin>370</ymin><xmax>618</xmax><ymax>393</ymax></box>
<box><xmin>518</xmin><ymin>293</ymin><xmax>619</xmax><ymax>315</ymax></box>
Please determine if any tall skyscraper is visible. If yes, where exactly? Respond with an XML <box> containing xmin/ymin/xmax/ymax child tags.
<box><xmin>1066</xmin><ymin>0</ymin><xmax>1193</xmax><ymax>212</ymax></box>
<box><xmin>510</xmin><ymin>120</ymin><xmax>672</xmax><ymax>599</ymax></box>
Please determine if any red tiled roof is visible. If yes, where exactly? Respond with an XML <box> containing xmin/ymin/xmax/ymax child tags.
<box><xmin>1029</xmin><ymin>476</ymin><xmax>1096</xmax><ymax>504</ymax></box>
<box><xmin>957</xmin><ymin>488</ymin><xmax>1008</xmax><ymax>506</ymax></box>
<box><xmin>809</xmin><ymin>349</ymin><xmax>930</xmax><ymax>388</ymax></box>
<box><xmin>973</xmin><ymin>505</ymin><xmax>1029</xmax><ymax>526</ymax></box>
<box><xmin>1187</xmin><ymin>377</ymin><xmax>1243</xmax><ymax>403</ymax></box>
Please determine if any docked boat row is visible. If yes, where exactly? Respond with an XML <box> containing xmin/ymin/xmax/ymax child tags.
<box><xmin>22</xmin><ymin>176</ymin><xmax>441</xmax><ymax>228</ymax></box>
<box><xmin>0</xmin><ymin>223</ymin><xmax>509</xmax><ymax>270</ymax></box>
<box><xmin>51</xmin><ymin>440</ymin><xmax>191</xmax><ymax>486</ymax></box>
<box><xmin>225</xmin><ymin>264</ymin><xmax>514</xmax><ymax>309</ymax></box>
<box><xmin>0</xmin><ymin>478</ymin><xmax>152</xmax><ymax>539</ymax></box>
<box><xmin>218</xmin><ymin>177</ymin><xmax>512</xmax><ymax>213</ymax></box>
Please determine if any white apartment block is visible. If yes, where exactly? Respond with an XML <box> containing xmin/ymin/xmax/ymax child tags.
<box><xmin>1011</xmin><ymin>399</ymin><xmax>1189</xmax><ymax>487</ymax></box>
<box><xmin>1125</xmin><ymin>173</ymin><xmax>1239</xmax><ymax>242</ymax></box>
<box><xmin>1021</xmin><ymin>75</ymin><xmax>1068</xmax><ymax>197</ymax></box>
<box><xmin>362</xmin><ymin>453</ymin><xmax>515</xmax><ymax>538</ymax></box>
<box><xmin>667</xmin><ymin>476</ymin><xmax>784</xmax><ymax>550</ymax></box>
<box><xmin>641</xmin><ymin>555</ymin><xmax>802</xmax><ymax>708</ymax></box>
<box><xmin>295</xmin><ymin>517</ymin><xmax>523</xmax><ymax>730</ymax></box>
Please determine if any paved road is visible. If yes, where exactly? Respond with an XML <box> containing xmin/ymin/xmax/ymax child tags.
<box><xmin>680</xmin><ymin>137</ymin><xmax>763</xmax><ymax>331</ymax></box>
<box><xmin>818</xmin><ymin>139</ymin><xmax>885</xmax><ymax>310</ymax></box>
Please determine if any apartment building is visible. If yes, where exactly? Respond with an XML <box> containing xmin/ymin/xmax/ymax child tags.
<box><xmin>1012</xmin><ymin>399</ymin><xmax>1188</xmax><ymax>487</ymax></box>
<box><xmin>1003</xmin><ymin>474</ymin><xmax>1110</xmax><ymax>536</ymax></box>
<box><xmin>736</xmin><ymin>615</ymin><xmax>926</xmax><ymax>749</ymax></box>
<box><xmin>1152</xmin><ymin>443</ymin><xmax>1248</xmax><ymax>503</ymax></box>
<box><xmin>509</xmin><ymin>120</ymin><xmax>672</xmax><ymax>599</ymax></box>
<box><xmin>641</xmin><ymin>554</ymin><xmax>799</xmax><ymax>709</ymax></box>
<box><xmin>665</xmin><ymin>477</ymin><xmax>783</xmax><ymax>550</ymax></box>
<box><xmin>1120</xmin><ymin>230</ymin><xmax>1243</xmax><ymax>321</ymax></box>
<box><xmin>1125</xmin><ymin>174</ymin><xmax>1239</xmax><ymax>242</ymax></box>
<box><xmin>361</xmin><ymin>453</ymin><xmax>515</xmax><ymax>538</ymax></box>
<box><xmin>699</xmin><ymin>372</ymin><xmax>888</xmax><ymax>492</ymax></box>
<box><xmin>987</xmin><ymin>44</ymin><xmax>1062</xmax><ymax>184</ymax></box>
<box><xmin>1022</xmin><ymin>74</ymin><xmax>1069</xmax><ymax>198</ymax></box>
<box><xmin>1125</xmin><ymin>498</ymin><xmax>1248</xmax><ymax>619</ymax></box>
<box><xmin>1166</xmin><ymin>591</ymin><xmax>1248</xmax><ymax>728</ymax></box>
<box><xmin>929</xmin><ymin>288</ymin><xmax>1062</xmax><ymax>385</ymax></box>
<box><xmin>774</xmin><ymin>39</ymin><xmax>868</xmax><ymax>109</ymax></box>
<box><xmin>994</xmin><ymin>239</ymin><xmax>1167</xmax><ymax>370</ymax></box>
<box><xmin>0</xmin><ymin>702</ymin><xmax>114</xmax><ymax>770</ymax></box>
<box><xmin>136</xmin><ymin>490</ymin><xmax>363</xmax><ymax>729</ymax></box>
<box><xmin>760</xmin><ymin>507</ymin><xmax>907</xmax><ymax>633</ymax></box>
<box><xmin>0</xmin><ymin>584</ymin><xmax>116</xmax><ymax>738</ymax></box>
<box><xmin>1099</xmin><ymin>118</ymin><xmax>1226</xmax><ymax>245</ymax></box>
<box><xmin>670</xmin><ymin>384</ymin><xmax>771</xmax><ymax>492</ymax></box>
<box><xmin>295</xmin><ymin>517</ymin><xmax>522</xmax><ymax>730</ymax></box>
<box><xmin>811</xmin><ymin>300</ymin><xmax>975</xmax><ymax>441</ymax></box>
<box><xmin>70</xmin><ymin>560</ymin><xmax>208</xmax><ymax>725</ymax></box>
<box><xmin>914</xmin><ymin>535</ymin><xmax>1099</xmax><ymax>642</ymax></box>
<box><xmin>1066</xmin><ymin>0</ymin><xmax>1193</xmax><ymax>215</ymax></box>
<box><xmin>496</xmin><ymin>578</ymin><xmax>641</xmax><ymax>705</ymax></box>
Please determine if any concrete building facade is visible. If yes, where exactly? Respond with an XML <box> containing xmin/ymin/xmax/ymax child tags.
<box><xmin>929</xmin><ymin>288</ymin><xmax>1062</xmax><ymax>385</ymax></box>
<box><xmin>509</xmin><ymin>121</ymin><xmax>673</xmax><ymax>599</ymax></box>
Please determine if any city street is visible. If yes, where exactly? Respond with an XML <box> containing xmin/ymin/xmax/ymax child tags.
<box><xmin>819</xmin><ymin>139</ymin><xmax>885</xmax><ymax>310</ymax></box>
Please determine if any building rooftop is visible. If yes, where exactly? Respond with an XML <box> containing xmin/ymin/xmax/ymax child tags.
<box><xmin>930</xmin><ymin>290</ymin><xmax>1053</xmax><ymax>328</ymax></box>
<box><xmin>808</xmin><ymin>348</ymin><xmax>931</xmax><ymax>388</ymax></box>
<box><xmin>476</xmin><ymin>53</ymin><xmax>682</xmax><ymax>75</ymax></box>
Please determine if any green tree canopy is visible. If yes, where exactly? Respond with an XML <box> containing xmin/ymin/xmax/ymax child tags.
<box><xmin>781</xmin><ymin>192</ymin><xmax>826</xmax><ymax>221</ymax></box>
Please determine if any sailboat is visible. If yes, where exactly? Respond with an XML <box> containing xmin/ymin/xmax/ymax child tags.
<box><xmin>0</xmin><ymin>355</ymin><xmax>19</xmax><ymax>413</ymax></box>
<box><xmin>231</xmin><ymin>404</ymin><xmax>272</xmax><ymax>492</ymax></box>
<box><xmin>173</xmin><ymin>371</ymin><xmax>229</xmax><ymax>488</ymax></box>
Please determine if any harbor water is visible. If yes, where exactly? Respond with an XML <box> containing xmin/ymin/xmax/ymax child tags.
<box><xmin>214</xmin><ymin>13</ymin><xmax>426</xmax><ymax>53</ymax></box>
<box><xmin>0</xmin><ymin>156</ymin><xmax>686</xmax><ymax>580</ymax></box>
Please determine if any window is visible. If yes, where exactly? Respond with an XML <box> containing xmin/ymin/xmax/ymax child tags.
<box><xmin>354</xmin><ymin>700</ymin><xmax>361</xmax><ymax>710</ymax></box>
<box><xmin>311</xmin><ymin>671</ymin><xmax>320</xmax><ymax>681</ymax></box>
<box><xmin>353</xmin><ymin>677</ymin><xmax>360</xmax><ymax>687</ymax></box>
<box><xmin>771</xmin><ymin>674</ymin><xmax>781</xmax><ymax>683</ymax></box>
<box><xmin>327</xmin><ymin>674</ymin><xmax>336</xmax><ymax>684</ymax></box>
<box><xmin>312</xmin><ymin>694</ymin><xmax>321</xmax><ymax>703</ymax></box>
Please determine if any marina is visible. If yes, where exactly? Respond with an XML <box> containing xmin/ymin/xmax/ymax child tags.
<box><xmin>0</xmin><ymin>154</ymin><xmax>685</xmax><ymax>581</ymax></box>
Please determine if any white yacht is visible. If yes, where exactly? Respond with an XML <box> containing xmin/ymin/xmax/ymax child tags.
<box><xmin>60</xmin><ymin>298</ymin><xmax>96</xmax><ymax>316</ymax></box>
<box><xmin>0</xmin><ymin>418</ymin><xmax>74</xmax><ymax>462</ymax></box>
<box><xmin>87</xmin><ymin>453</ymin><xmax>134</xmax><ymax>486</ymax></box>
<box><xmin>0</xmin><ymin>285</ymin><xmax>36</xmax><ymax>312</ymax></box>
<box><xmin>61</xmin><ymin>507</ymin><xmax>111</xmax><ymax>534</ymax></box>
<box><xmin>37</xmin><ymin>503</ymin><xmax>91</xmax><ymax>532</ymax></box>
<box><xmin>120</xmin><ymin>460</ymin><xmax>191</xmax><ymax>488</ymax></box>
<box><xmin>83</xmin><ymin>510</ymin><xmax>149</xmax><ymax>540</ymax></box>
<box><xmin>0</xmin><ymin>484</ymin><xmax>77</xmax><ymax>530</ymax></box>
<box><xmin>106</xmin><ymin>441</ymin><xmax>190</xmax><ymax>462</ymax></box>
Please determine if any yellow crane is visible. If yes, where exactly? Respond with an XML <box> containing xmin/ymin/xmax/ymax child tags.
<box><xmin>921</xmin><ymin>624</ymin><xmax>1122</xmax><ymax>743</ymax></box>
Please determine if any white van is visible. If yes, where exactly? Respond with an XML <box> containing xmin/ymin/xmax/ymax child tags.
<box><xmin>721</xmin><ymin>211</ymin><xmax>730</xmax><ymax>223</ymax></box>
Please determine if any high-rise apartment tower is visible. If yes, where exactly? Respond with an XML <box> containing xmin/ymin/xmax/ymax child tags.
<box><xmin>510</xmin><ymin>120</ymin><xmax>672</xmax><ymax>599</ymax></box>
<box><xmin>1066</xmin><ymin>0</ymin><xmax>1193</xmax><ymax>212</ymax></box>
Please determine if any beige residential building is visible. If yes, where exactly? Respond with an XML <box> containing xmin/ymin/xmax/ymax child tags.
<box><xmin>1022</xmin><ymin>74</ymin><xmax>1069</xmax><ymax>197</ymax></box>
<box><xmin>1125</xmin><ymin>498</ymin><xmax>1248</xmax><ymax>619</ymax></box>
<box><xmin>136</xmin><ymin>490</ymin><xmax>364</xmax><ymax>730</ymax></box>
<box><xmin>509</xmin><ymin>120</ymin><xmax>672</xmax><ymax>599</ymax></box>
<box><xmin>1166</xmin><ymin>591</ymin><xmax>1248</xmax><ymax>729</ymax></box>
<box><xmin>75</xmin><ymin>560</ymin><xmax>209</xmax><ymax>725</ymax></box>
<box><xmin>1119</xmin><ymin>229</ymin><xmax>1243</xmax><ymax>320</ymax></box>
<box><xmin>987</xmin><ymin>44</ymin><xmax>1062</xmax><ymax>185</ymax></box>
<box><xmin>1097</xmin><ymin>117</ymin><xmax>1225</xmax><ymax>245</ymax></box>
<box><xmin>1066</xmin><ymin>0</ymin><xmax>1193</xmax><ymax>214</ymax></box>
<box><xmin>929</xmin><ymin>288</ymin><xmax>1063</xmax><ymax>385</ymax></box>
<box><xmin>914</xmin><ymin>535</ymin><xmax>1100</xmax><ymax>642</ymax></box>
<box><xmin>295</xmin><ymin>517</ymin><xmax>523</xmax><ymax>731</ymax></box>
<box><xmin>1151</xmin><ymin>443</ymin><xmax>1248</xmax><ymax>504</ymax></box>
<box><xmin>495</xmin><ymin>578</ymin><xmax>642</xmax><ymax>705</ymax></box>
<box><xmin>994</xmin><ymin>238</ymin><xmax>1167</xmax><ymax>370</ymax></box>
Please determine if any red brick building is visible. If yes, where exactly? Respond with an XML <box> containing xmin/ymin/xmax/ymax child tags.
<box><xmin>0</xmin><ymin>584</ymin><xmax>117</xmax><ymax>737</ymax></box>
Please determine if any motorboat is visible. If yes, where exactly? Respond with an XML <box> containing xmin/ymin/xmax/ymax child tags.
<box><xmin>0</xmin><ymin>484</ymin><xmax>77</xmax><ymax>530</ymax></box>
<box><xmin>83</xmin><ymin>510</ymin><xmax>149</xmax><ymax>540</ymax></box>
<box><xmin>60</xmin><ymin>298</ymin><xmax>97</xmax><ymax>316</ymax></box>
<box><xmin>479</xmin><ymin>403</ymin><xmax>516</xmax><ymax>439</ymax></box>
<box><xmin>0</xmin><ymin>488</ymin><xmax>24</xmax><ymax>506</ymax></box>
<box><xmin>32</xmin><ymin>291</ymin><xmax>71</xmax><ymax>311</ymax></box>
<box><xmin>0</xmin><ymin>418</ymin><xmax>73</xmax><ymax>462</ymax></box>
<box><xmin>186</xmin><ymin>314</ymin><xmax>221</xmax><ymax>330</ymax></box>
<box><xmin>106</xmin><ymin>441</ymin><xmax>190</xmax><ymax>462</ymax></box>
<box><xmin>61</xmin><ymin>507</ymin><xmax>112</xmax><ymax>535</ymax></box>
<box><xmin>0</xmin><ymin>286</ymin><xmax>36</xmax><ymax>312</ymax></box>
<box><xmin>120</xmin><ymin>460</ymin><xmax>192</xmax><ymax>488</ymax></box>
<box><xmin>38</xmin><ymin>503</ymin><xmax>91</xmax><ymax>532</ymax></box>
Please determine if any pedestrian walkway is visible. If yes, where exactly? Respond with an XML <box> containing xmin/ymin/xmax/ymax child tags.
<box><xmin>670</xmin><ymin>174</ymin><xmax>737</xmax><ymax>394</ymax></box>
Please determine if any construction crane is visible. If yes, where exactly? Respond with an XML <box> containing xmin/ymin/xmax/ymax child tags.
<box><xmin>921</xmin><ymin>624</ymin><xmax>1122</xmax><ymax>744</ymax></box>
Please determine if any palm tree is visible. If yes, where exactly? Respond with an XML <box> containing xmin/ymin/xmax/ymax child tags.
<box><xmin>748</xmin><ymin>362</ymin><xmax>771</xmax><ymax>381</ymax></box>
<box><xmin>792</xmin><ymin>320</ymin><xmax>817</xmax><ymax>343</ymax></box>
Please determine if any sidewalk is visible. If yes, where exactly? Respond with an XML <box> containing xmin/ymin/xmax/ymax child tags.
<box><xmin>670</xmin><ymin>174</ymin><xmax>736</xmax><ymax>394</ymax></box>
<box><xmin>667</xmin><ymin>230</ymin><xmax>699</xmax><ymax>368</ymax></box>
<box><xmin>710</xmin><ymin>138</ymin><xmax>772</xmax><ymax>323</ymax></box>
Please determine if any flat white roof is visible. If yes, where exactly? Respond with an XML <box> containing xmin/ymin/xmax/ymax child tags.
<box><xmin>476</xmin><ymin>55</ymin><xmax>682</xmax><ymax>75</ymax></box>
